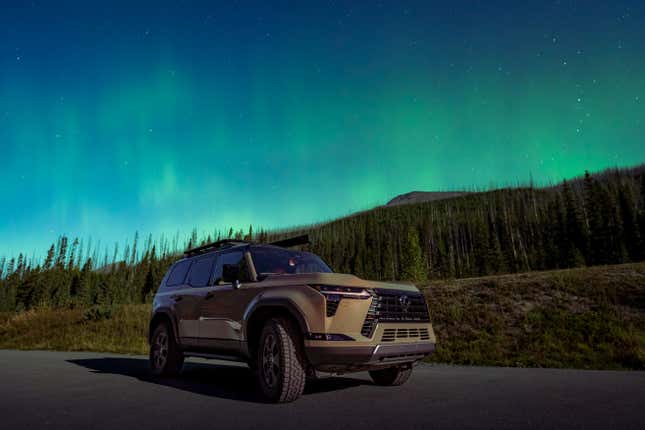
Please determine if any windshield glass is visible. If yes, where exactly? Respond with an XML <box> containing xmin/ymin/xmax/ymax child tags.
<box><xmin>251</xmin><ymin>247</ymin><xmax>332</xmax><ymax>275</ymax></box>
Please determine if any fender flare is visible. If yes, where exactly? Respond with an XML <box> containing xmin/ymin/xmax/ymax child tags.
<box><xmin>242</xmin><ymin>297</ymin><xmax>310</xmax><ymax>341</ymax></box>
<box><xmin>149</xmin><ymin>308</ymin><xmax>180</xmax><ymax>345</ymax></box>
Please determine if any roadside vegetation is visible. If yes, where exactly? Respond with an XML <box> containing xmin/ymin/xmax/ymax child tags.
<box><xmin>1</xmin><ymin>263</ymin><xmax>643</xmax><ymax>370</ymax></box>
<box><xmin>0</xmin><ymin>304</ymin><xmax>149</xmax><ymax>354</ymax></box>
<box><xmin>425</xmin><ymin>262</ymin><xmax>645</xmax><ymax>369</ymax></box>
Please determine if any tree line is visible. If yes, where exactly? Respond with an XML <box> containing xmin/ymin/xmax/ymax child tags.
<box><xmin>1</xmin><ymin>165</ymin><xmax>644</xmax><ymax>312</ymax></box>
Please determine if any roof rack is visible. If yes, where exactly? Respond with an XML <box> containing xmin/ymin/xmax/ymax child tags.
<box><xmin>182</xmin><ymin>234</ymin><xmax>311</xmax><ymax>258</ymax></box>
<box><xmin>183</xmin><ymin>239</ymin><xmax>249</xmax><ymax>257</ymax></box>
<box><xmin>269</xmin><ymin>234</ymin><xmax>310</xmax><ymax>248</ymax></box>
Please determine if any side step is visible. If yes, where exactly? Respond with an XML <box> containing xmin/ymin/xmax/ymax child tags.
<box><xmin>183</xmin><ymin>351</ymin><xmax>246</xmax><ymax>363</ymax></box>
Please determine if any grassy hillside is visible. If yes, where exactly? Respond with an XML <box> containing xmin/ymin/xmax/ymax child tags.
<box><xmin>425</xmin><ymin>262</ymin><xmax>645</xmax><ymax>369</ymax></box>
<box><xmin>1</xmin><ymin>262</ymin><xmax>643</xmax><ymax>370</ymax></box>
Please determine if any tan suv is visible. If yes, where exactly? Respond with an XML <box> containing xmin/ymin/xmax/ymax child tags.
<box><xmin>149</xmin><ymin>235</ymin><xmax>436</xmax><ymax>402</ymax></box>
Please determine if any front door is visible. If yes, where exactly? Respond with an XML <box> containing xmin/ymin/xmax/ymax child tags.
<box><xmin>198</xmin><ymin>250</ymin><xmax>251</xmax><ymax>353</ymax></box>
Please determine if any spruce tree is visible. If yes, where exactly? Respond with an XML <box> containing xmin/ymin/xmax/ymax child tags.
<box><xmin>562</xmin><ymin>180</ymin><xmax>587</xmax><ymax>266</ymax></box>
<box><xmin>584</xmin><ymin>175</ymin><xmax>605</xmax><ymax>265</ymax></box>
<box><xmin>618</xmin><ymin>183</ymin><xmax>642</xmax><ymax>261</ymax></box>
<box><xmin>44</xmin><ymin>244</ymin><xmax>55</xmax><ymax>270</ymax></box>
<box><xmin>142</xmin><ymin>266</ymin><xmax>155</xmax><ymax>302</ymax></box>
<box><xmin>400</xmin><ymin>227</ymin><xmax>427</xmax><ymax>282</ymax></box>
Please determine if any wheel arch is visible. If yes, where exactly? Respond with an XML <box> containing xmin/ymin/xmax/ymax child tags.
<box><xmin>148</xmin><ymin>309</ymin><xmax>179</xmax><ymax>345</ymax></box>
<box><xmin>243</xmin><ymin>299</ymin><xmax>309</xmax><ymax>358</ymax></box>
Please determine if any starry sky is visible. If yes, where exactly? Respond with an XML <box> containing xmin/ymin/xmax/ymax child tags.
<box><xmin>1</xmin><ymin>1</ymin><xmax>644</xmax><ymax>259</ymax></box>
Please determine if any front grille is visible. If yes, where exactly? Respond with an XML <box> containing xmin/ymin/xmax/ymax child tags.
<box><xmin>381</xmin><ymin>327</ymin><xmax>430</xmax><ymax>342</ymax></box>
<box><xmin>360</xmin><ymin>289</ymin><xmax>431</xmax><ymax>338</ymax></box>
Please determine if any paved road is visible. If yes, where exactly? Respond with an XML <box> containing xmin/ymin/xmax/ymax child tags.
<box><xmin>0</xmin><ymin>350</ymin><xmax>643</xmax><ymax>429</ymax></box>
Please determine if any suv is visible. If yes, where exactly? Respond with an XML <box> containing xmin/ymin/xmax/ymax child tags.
<box><xmin>149</xmin><ymin>235</ymin><xmax>436</xmax><ymax>402</ymax></box>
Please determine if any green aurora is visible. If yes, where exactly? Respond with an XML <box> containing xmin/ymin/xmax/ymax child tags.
<box><xmin>1</xmin><ymin>1</ymin><xmax>644</xmax><ymax>258</ymax></box>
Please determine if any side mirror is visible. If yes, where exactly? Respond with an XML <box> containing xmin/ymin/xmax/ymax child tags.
<box><xmin>222</xmin><ymin>264</ymin><xmax>241</xmax><ymax>289</ymax></box>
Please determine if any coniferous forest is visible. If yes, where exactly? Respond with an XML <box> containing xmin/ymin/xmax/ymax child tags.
<box><xmin>1</xmin><ymin>165</ymin><xmax>644</xmax><ymax>313</ymax></box>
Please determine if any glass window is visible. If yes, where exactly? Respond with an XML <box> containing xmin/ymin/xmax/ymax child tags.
<box><xmin>166</xmin><ymin>260</ymin><xmax>191</xmax><ymax>286</ymax></box>
<box><xmin>251</xmin><ymin>247</ymin><xmax>332</xmax><ymax>275</ymax></box>
<box><xmin>187</xmin><ymin>256</ymin><xmax>216</xmax><ymax>287</ymax></box>
<box><xmin>212</xmin><ymin>251</ymin><xmax>248</xmax><ymax>285</ymax></box>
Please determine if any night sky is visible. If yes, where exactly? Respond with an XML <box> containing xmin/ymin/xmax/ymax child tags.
<box><xmin>1</xmin><ymin>1</ymin><xmax>644</xmax><ymax>259</ymax></box>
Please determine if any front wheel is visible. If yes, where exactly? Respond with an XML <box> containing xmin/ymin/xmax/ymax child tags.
<box><xmin>369</xmin><ymin>366</ymin><xmax>413</xmax><ymax>386</ymax></box>
<box><xmin>150</xmin><ymin>322</ymin><xmax>184</xmax><ymax>376</ymax></box>
<box><xmin>257</xmin><ymin>317</ymin><xmax>307</xmax><ymax>403</ymax></box>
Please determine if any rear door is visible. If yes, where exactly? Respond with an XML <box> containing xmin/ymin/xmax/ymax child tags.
<box><xmin>162</xmin><ymin>259</ymin><xmax>200</xmax><ymax>347</ymax></box>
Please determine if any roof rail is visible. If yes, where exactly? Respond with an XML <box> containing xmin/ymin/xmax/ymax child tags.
<box><xmin>182</xmin><ymin>234</ymin><xmax>310</xmax><ymax>258</ymax></box>
<box><xmin>269</xmin><ymin>234</ymin><xmax>310</xmax><ymax>248</ymax></box>
<box><xmin>183</xmin><ymin>239</ymin><xmax>249</xmax><ymax>257</ymax></box>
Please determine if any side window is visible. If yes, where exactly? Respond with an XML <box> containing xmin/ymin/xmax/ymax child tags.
<box><xmin>166</xmin><ymin>260</ymin><xmax>191</xmax><ymax>287</ymax></box>
<box><xmin>211</xmin><ymin>251</ymin><xmax>249</xmax><ymax>285</ymax></box>
<box><xmin>187</xmin><ymin>256</ymin><xmax>216</xmax><ymax>287</ymax></box>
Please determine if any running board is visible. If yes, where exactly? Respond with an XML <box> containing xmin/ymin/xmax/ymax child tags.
<box><xmin>182</xmin><ymin>351</ymin><xmax>246</xmax><ymax>363</ymax></box>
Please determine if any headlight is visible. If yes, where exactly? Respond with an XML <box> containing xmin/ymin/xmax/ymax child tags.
<box><xmin>311</xmin><ymin>285</ymin><xmax>371</xmax><ymax>299</ymax></box>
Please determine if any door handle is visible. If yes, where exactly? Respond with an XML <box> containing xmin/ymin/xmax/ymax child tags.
<box><xmin>170</xmin><ymin>294</ymin><xmax>183</xmax><ymax>302</ymax></box>
<box><xmin>205</xmin><ymin>292</ymin><xmax>215</xmax><ymax>300</ymax></box>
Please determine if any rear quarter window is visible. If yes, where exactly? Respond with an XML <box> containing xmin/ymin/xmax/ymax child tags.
<box><xmin>166</xmin><ymin>260</ymin><xmax>191</xmax><ymax>287</ymax></box>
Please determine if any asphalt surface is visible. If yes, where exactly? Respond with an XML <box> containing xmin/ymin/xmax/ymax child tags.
<box><xmin>0</xmin><ymin>350</ymin><xmax>643</xmax><ymax>429</ymax></box>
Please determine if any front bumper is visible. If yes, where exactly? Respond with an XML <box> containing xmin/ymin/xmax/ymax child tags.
<box><xmin>306</xmin><ymin>341</ymin><xmax>436</xmax><ymax>367</ymax></box>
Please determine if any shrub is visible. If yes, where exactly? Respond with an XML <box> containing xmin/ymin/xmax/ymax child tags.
<box><xmin>83</xmin><ymin>305</ymin><xmax>115</xmax><ymax>322</ymax></box>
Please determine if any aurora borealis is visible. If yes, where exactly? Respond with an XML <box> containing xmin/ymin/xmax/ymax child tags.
<box><xmin>1</xmin><ymin>1</ymin><xmax>644</xmax><ymax>258</ymax></box>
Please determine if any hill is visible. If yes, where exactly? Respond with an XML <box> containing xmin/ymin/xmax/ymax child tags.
<box><xmin>386</xmin><ymin>191</ymin><xmax>469</xmax><ymax>206</ymax></box>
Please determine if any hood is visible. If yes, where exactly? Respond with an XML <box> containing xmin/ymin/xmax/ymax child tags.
<box><xmin>258</xmin><ymin>272</ymin><xmax>420</xmax><ymax>293</ymax></box>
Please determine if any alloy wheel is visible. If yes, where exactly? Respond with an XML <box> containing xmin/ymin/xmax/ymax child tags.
<box><xmin>262</xmin><ymin>333</ymin><xmax>280</xmax><ymax>388</ymax></box>
<box><xmin>152</xmin><ymin>330</ymin><xmax>168</xmax><ymax>370</ymax></box>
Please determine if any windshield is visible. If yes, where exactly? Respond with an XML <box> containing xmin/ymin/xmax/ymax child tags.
<box><xmin>251</xmin><ymin>247</ymin><xmax>332</xmax><ymax>275</ymax></box>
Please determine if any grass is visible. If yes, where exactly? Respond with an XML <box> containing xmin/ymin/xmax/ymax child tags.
<box><xmin>1</xmin><ymin>262</ymin><xmax>644</xmax><ymax>370</ymax></box>
<box><xmin>0</xmin><ymin>304</ymin><xmax>150</xmax><ymax>355</ymax></box>
<box><xmin>423</xmin><ymin>262</ymin><xmax>645</xmax><ymax>369</ymax></box>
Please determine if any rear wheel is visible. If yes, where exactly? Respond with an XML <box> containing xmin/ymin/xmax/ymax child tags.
<box><xmin>150</xmin><ymin>322</ymin><xmax>184</xmax><ymax>376</ymax></box>
<box><xmin>369</xmin><ymin>366</ymin><xmax>413</xmax><ymax>386</ymax></box>
<box><xmin>257</xmin><ymin>317</ymin><xmax>306</xmax><ymax>403</ymax></box>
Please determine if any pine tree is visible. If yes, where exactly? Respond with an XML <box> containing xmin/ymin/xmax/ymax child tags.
<box><xmin>400</xmin><ymin>227</ymin><xmax>427</xmax><ymax>282</ymax></box>
<box><xmin>55</xmin><ymin>236</ymin><xmax>68</xmax><ymax>268</ymax></box>
<box><xmin>44</xmin><ymin>245</ymin><xmax>55</xmax><ymax>270</ymax></box>
<box><xmin>562</xmin><ymin>180</ymin><xmax>587</xmax><ymax>267</ymax></box>
<box><xmin>142</xmin><ymin>266</ymin><xmax>155</xmax><ymax>301</ymax></box>
<box><xmin>638</xmin><ymin>173</ymin><xmax>645</xmax><ymax>257</ymax></box>
<box><xmin>67</xmin><ymin>238</ymin><xmax>79</xmax><ymax>270</ymax></box>
<box><xmin>584</xmin><ymin>175</ymin><xmax>605</xmax><ymax>265</ymax></box>
<box><xmin>618</xmin><ymin>183</ymin><xmax>642</xmax><ymax>261</ymax></box>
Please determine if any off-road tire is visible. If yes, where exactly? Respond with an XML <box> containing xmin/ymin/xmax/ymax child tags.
<box><xmin>257</xmin><ymin>317</ymin><xmax>307</xmax><ymax>403</ymax></box>
<box><xmin>150</xmin><ymin>322</ymin><xmax>184</xmax><ymax>377</ymax></box>
<box><xmin>369</xmin><ymin>366</ymin><xmax>413</xmax><ymax>386</ymax></box>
